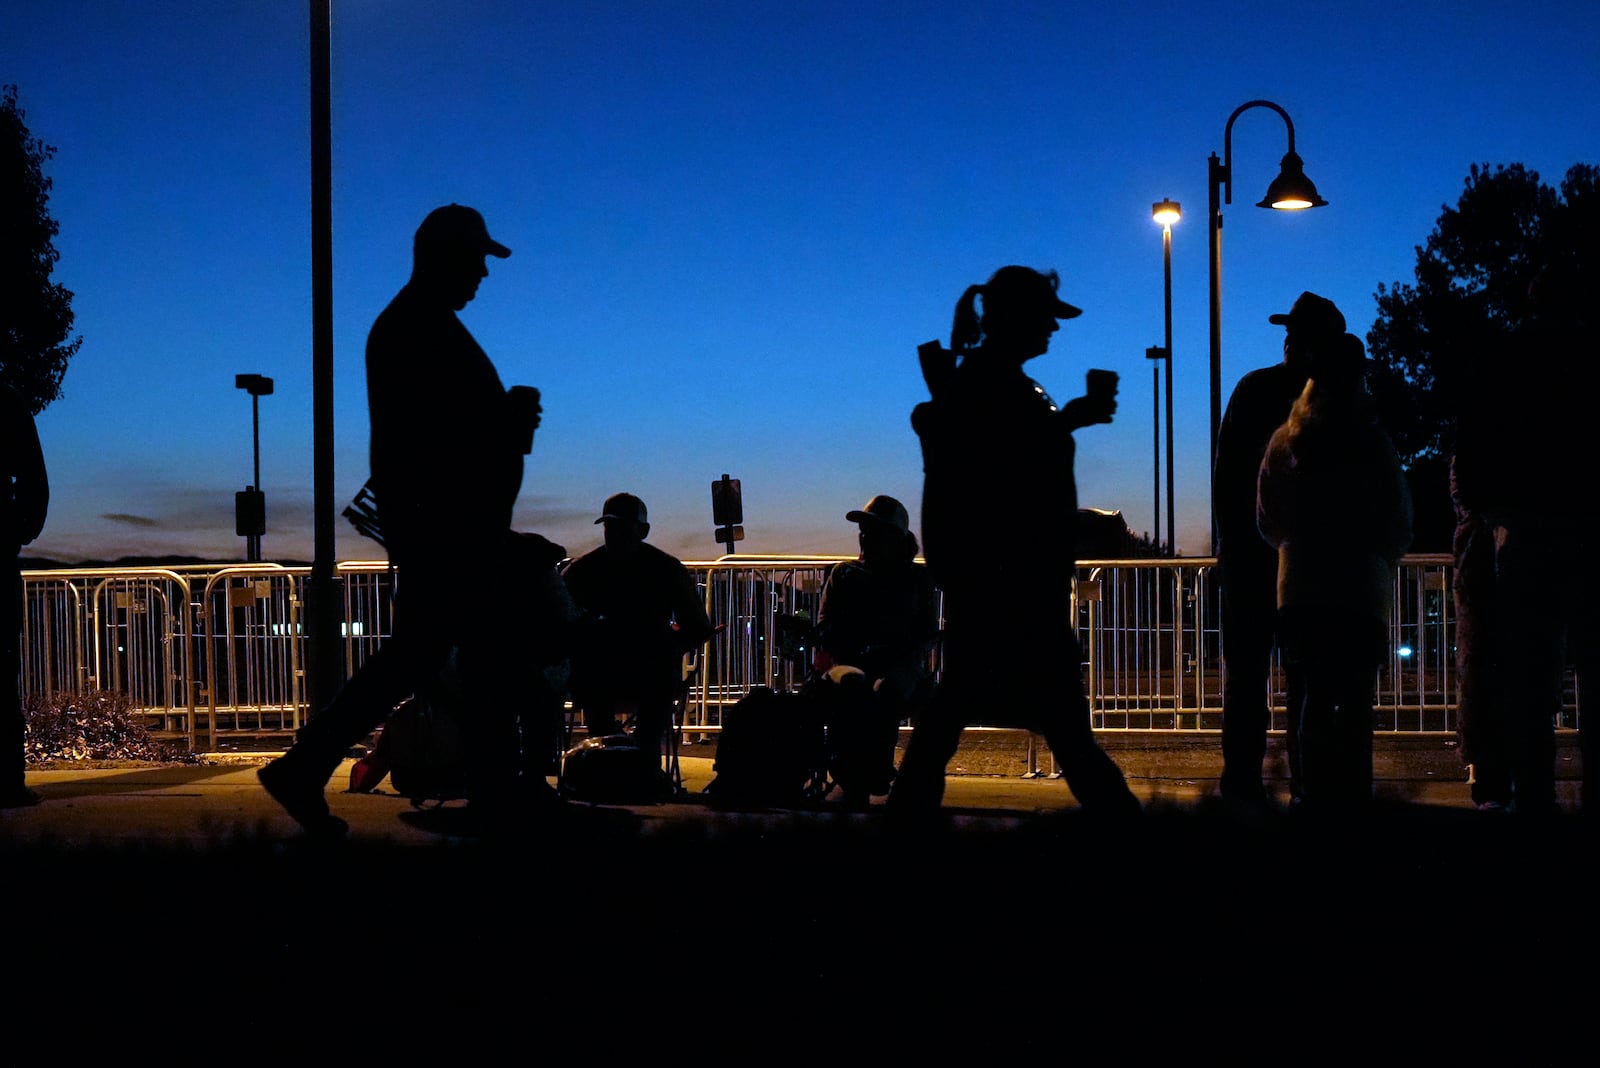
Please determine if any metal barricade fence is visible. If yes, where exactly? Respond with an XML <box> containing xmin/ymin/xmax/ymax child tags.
<box><xmin>18</xmin><ymin>562</ymin><xmax>398</xmax><ymax>751</ymax></box>
<box><xmin>21</xmin><ymin>567</ymin><xmax>200</xmax><ymax>736</ymax></box>
<box><xmin>17</xmin><ymin>554</ymin><xmax>1579</xmax><ymax>751</ymax></box>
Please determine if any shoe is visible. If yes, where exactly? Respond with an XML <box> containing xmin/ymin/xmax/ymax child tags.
<box><xmin>1219</xmin><ymin>778</ymin><xmax>1270</xmax><ymax>807</ymax></box>
<box><xmin>258</xmin><ymin>758</ymin><xmax>348</xmax><ymax>839</ymax></box>
<box><xmin>399</xmin><ymin>804</ymin><xmax>483</xmax><ymax>838</ymax></box>
<box><xmin>0</xmin><ymin>786</ymin><xmax>42</xmax><ymax>808</ymax></box>
<box><xmin>836</xmin><ymin>789</ymin><xmax>873</xmax><ymax>811</ymax></box>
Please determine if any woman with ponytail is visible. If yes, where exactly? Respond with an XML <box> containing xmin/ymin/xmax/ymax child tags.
<box><xmin>889</xmin><ymin>266</ymin><xmax>1140</xmax><ymax>817</ymax></box>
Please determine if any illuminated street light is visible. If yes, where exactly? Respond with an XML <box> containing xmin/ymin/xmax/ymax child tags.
<box><xmin>1152</xmin><ymin>198</ymin><xmax>1180</xmax><ymax>555</ymax></box>
<box><xmin>1206</xmin><ymin>100</ymin><xmax>1326</xmax><ymax>552</ymax></box>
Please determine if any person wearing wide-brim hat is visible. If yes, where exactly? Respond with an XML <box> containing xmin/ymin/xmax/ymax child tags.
<box><xmin>1213</xmin><ymin>290</ymin><xmax>1348</xmax><ymax>810</ymax></box>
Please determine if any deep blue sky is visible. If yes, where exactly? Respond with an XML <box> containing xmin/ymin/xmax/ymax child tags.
<box><xmin>4</xmin><ymin>0</ymin><xmax>1596</xmax><ymax>564</ymax></box>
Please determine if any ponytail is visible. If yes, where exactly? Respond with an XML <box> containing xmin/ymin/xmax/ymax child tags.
<box><xmin>950</xmin><ymin>284</ymin><xmax>984</xmax><ymax>352</ymax></box>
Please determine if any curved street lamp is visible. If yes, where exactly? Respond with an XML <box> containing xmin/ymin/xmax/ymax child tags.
<box><xmin>1206</xmin><ymin>100</ymin><xmax>1327</xmax><ymax>552</ymax></box>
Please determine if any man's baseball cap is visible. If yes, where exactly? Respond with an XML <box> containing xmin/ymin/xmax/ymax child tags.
<box><xmin>845</xmin><ymin>495</ymin><xmax>911</xmax><ymax>534</ymax></box>
<box><xmin>414</xmin><ymin>203</ymin><xmax>511</xmax><ymax>259</ymax></box>
<box><xmin>595</xmin><ymin>492</ymin><xmax>647</xmax><ymax>525</ymax></box>
<box><xmin>1268</xmin><ymin>291</ymin><xmax>1345</xmax><ymax>335</ymax></box>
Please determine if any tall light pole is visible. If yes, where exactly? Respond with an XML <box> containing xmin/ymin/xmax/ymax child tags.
<box><xmin>306</xmin><ymin>0</ymin><xmax>341</xmax><ymax>719</ymax></box>
<box><xmin>1207</xmin><ymin>100</ymin><xmax>1327</xmax><ymax>551</ymax></box>
<box><xmin>1145</xmin><ymin>344</ymin><xmax>1162</xmax><ymax>548</ymax></box>
<box><xmin>235</xmin><ymin>373</ymin><xmax>273</xmax><ymax>562</ymax></box>
<box><xmin>1152</xmin><ymin>198</ymin><xmax>1181</xmax><ymax>556</ymax></box>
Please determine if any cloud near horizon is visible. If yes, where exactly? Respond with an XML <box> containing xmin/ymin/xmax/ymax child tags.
<box><xmin>100</xmin><ymin>513</ymin><xmax>162</xmax><ymax>528</ymax></box>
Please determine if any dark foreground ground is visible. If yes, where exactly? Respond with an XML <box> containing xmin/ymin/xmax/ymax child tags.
<box><xmin>6</xmin><ymin>733</ymin><xmax>1594</xmax><ymax>1056</ymax></box>
<box><xmin>9</xmin><ymin>801</ymin><xmax>1596</xmax><ymax>1055</ymax></box>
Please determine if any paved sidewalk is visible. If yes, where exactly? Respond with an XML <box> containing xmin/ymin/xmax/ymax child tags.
<box><xmin>5</xmin><ymin>729</ymin><xmax>1585</xmax><ymax>850</ymax></box>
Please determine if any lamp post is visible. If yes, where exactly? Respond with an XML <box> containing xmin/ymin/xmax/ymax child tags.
<box><xmin>1145</xmin><ymin>344</ymin><xmax>1162</xmax><ymax>548</ymax></box>
<box><xmin>235</xmin><ymin>373</ymin><xmax>274</xmax><ymax>562</ymax></box>
<box><xmin>1207</xmin><ymin>100</ymin><xmax>1327</xmax><ymax>551</ymax></box>
<box><xmin>1152</xmin><ymin>198</ymin><xmax>1181</xmax><ymax>556</ymax></box>
<box><xmin>306</xmin><ymin>0</ymin><xmax>342</xmax><ymax>720</ymax></box>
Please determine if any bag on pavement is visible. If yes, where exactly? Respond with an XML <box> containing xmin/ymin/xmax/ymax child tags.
<box><xmin>559</xmin><ymin>733</ymin><xmax>669</xmax><ymax>804</ymax></box>
<box><xmin>352</xmin><ymin>695</ymin><xmax>468</xmax><ymax>807</ymax></box>
<box><xmin>703</xmin><ymin>685</ymin><xmax>829</xmax><ymax>808</ymax></box>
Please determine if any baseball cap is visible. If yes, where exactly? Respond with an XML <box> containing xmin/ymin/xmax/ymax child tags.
<box><xmin>845</xmin><ymin>495</ymin><xmax>911</xmax><ymax>534</ymax></box>
<box><xmin>984</xmin><ymin>265</ymin><xmax>1083</xmax><ymax>320</ymax></box>
<box><xmin>1268</xmin><ymin>291</ymin><xmax>1345</xmax><ymax>335</ymax></box>
<box><xmin>414</xmin><ymin>203</ymin><xmax>511</xmax><ymax>259</ymax></box>
<box><xmin>595</xmin><ymin>492</ymin><xmax>647</xmax><ymax>525</ymax></box>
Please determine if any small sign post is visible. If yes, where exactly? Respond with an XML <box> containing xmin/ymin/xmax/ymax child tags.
<box><xmin>712</xmin><ymin>474</ymin><xmax>744</xmax><ymax>554</ymax></box>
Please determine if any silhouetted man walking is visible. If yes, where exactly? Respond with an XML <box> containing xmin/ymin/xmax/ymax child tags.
<box><xmin>260</xmin><ymin>204</ymin><xmax>542</xmax><ymax>836</ymax></box>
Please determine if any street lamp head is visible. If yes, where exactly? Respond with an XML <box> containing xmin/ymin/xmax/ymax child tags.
<box><xmin>1151</xmin><ymin>199</ymin><xmax>1182</xmax><ymax>228</ymax></box>
<box><xmin>1257</xmin><ymin>150</ymin><xmax>1327</xmax><ymax>210</ymax></box>
<box><xmin>235</xmin><ymin>373</ymin><xmax>275</xmax><ymax>397</ymax></box>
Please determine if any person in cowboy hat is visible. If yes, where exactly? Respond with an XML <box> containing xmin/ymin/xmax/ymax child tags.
<box><xmin>1213</xmin><ymin>290</ymin><xmax>1347</xmax><ymax>810</ymax></box>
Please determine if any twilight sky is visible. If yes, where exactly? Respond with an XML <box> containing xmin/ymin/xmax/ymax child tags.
<box><xmin>3</xmin><ymin>0</ymin><xmax>1596</xmax><ymax>565</ymax></box>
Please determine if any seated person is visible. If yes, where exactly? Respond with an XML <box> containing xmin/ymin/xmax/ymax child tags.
<box><xmin>560</xmin><ymin>492</ymin><xmax>714</xmax><ymax>759</ymax></box>
<box><xmin>504</xmin><ymin>530</ymin><xmax>581</xmax><ymax>779</ymax></box>
<box><xmin>812</xmin><ymin>495</ymin><xmax>940</xmax><ymax>807</ymax></box>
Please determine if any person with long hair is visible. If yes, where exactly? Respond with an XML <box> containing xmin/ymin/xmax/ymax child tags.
<box><xmin>1256</xmin><ymin>332</ymin><xmax>1412</xmax><ymax>810</ymax></box>
<box><xmin>888</xmin><ymin>266</ymin><xmax>1139</xmax><ymax>817</ymax></box>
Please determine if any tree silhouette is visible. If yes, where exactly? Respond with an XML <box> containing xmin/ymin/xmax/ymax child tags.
<box><xmin>1366</xmin><ymin>161</ymin><xmax>1597</xmax><ymax>550</ymax></box>
<box><xmin>1</xmin><ymin>84</ymin><xmax>79</xmax><ymax>414</ymax></box>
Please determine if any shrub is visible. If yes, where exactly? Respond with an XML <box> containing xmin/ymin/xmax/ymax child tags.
<box><xmin>23</xmin><ymin>689</ymin><xmax>199</xmax><ymax>764</ymax></box>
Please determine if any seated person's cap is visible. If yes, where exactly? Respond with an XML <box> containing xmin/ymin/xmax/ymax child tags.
<box><xmin>1268</xmin><ymin>291</ymin><xmax>1344</xmax><ymax>335</ymax></box>
<box><xmin>596</xmin><ymin>492</ymin><xmax>647</xmax><ymax>525</ymax></box>
<box><xmin>845</xmin><ymin>495</ymin><xmax>911</xmax><ymax>534</ymax></box>
<box><xmin>414</xmin><ymin>203</ymin><xmax>511</xmax><ymax>258</ymax></box>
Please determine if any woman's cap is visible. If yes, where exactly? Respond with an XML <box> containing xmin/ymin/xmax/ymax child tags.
<box><xmin>984</xmin><ymin>265</ymin><xmax>1082</xmax><ymax>319</ymax></box>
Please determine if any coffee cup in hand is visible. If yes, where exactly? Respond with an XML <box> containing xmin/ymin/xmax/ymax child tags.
<box><xmin>1084</xmin><ymin>368</ymin><xmax>1119</xmax><ymax>422</ymax></box>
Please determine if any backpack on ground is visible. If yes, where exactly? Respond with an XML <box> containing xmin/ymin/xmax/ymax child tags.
<box><xmin>703</xmin><ymin>685</ymin><xmax>829</xmax><ymax>808</ymax></box>
<box><xmin>347</xmin><ymin>694</ymin><xmax>468</xmax><ymax>807</ymax></box>
<box><xmin>559</xmin><ymin>733</ymin><xmax>670</xmax><ymax>805</ymax></box>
